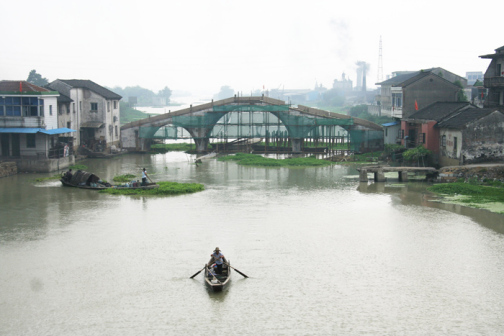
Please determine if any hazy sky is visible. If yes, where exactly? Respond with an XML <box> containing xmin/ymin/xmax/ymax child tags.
<box><xmin>1</xmin><ymin>0</ymin><xmax>501</xmax><ymax>98</ymax></box>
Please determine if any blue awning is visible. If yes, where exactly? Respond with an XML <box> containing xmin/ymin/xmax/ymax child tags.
<box><xmin>381</xmin><ymin>121</ymin><xmax>399</xmax><ymax>127</ymax></box>
<box><xmin>0</xmin><ymin>127</ymin><xmax>76</xmax><ymax>134</ymax></box>
<box><xmin>40</xmin><ymin>127</ymin><xmax>77</xmax><ymax>135</ymax></box>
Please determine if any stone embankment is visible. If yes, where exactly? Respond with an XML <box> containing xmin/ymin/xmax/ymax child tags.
<box><xmin>0</xmin><ymin>162</ymin><xmax>17</xmax><ymax>178</ymax></box>
<box><xmin>439</xmin><ymin>164</ymin><xmax>504</xmax><ymax>183</ymax></box>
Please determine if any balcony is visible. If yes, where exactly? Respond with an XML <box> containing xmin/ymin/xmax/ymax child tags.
<box><xmin>484</xmin><ymin>77</ymin><xmax>504</xmax><ymax>88</ymax></box>
<box><xmin>0</xmin><ymin>116</ymin><xmax>46</xmax><ymax>128</ymax></box>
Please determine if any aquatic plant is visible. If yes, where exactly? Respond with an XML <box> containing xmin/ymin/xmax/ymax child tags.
<box><xmin>34</xmin><ymin>174</ymin><xmax>61</xmax><ymax>182</ymax></box>
<box><xmin>218</xmin><ymin>153</ymin><xmax>335</xmax><ymax>167</ymax></box>
<box><xmin>113</xmin><ymin>174</ymin><xmax>137</xmax><ymax>182</ymax></box>
<box><xmin>99</xmin><ymin>181</ymin><xmax>204</xmax><ymax>196</ymax></box>
<box><xmin>428</xmin><ymin>182</ymin><xmax>504</xmax><ymax>204</ymax></box>
<box><xmin>70</xmin><ymin>164</ymin><xmax>88</xmax><ymax>170</ymax></box>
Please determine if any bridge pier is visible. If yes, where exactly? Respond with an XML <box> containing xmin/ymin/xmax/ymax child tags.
<box><xmin>374</xmin><ymin>169</ymin><xmax>386</xmax><ymax>182</ymax></box>
<box><xmin>194</xmin><ymin>138</ymin><xmax>210</xmax><ymax>153</ymax></box>
<box><xmin>398</xmin><ymin>171</ymin><xmax>408</xmax><ymax>182</ymax></box>
<box><xmin>291</xmin><ymin>138</ymin><xmax>302</xmax><ymax>153</ymax></box>
<box><xmin>359</xmin><ymin>169</ymin><xmax>368</xmax><ymax>182</ymax></box>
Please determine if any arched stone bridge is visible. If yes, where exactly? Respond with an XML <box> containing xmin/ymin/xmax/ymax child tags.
<box><xmin>121</xmin><ymin>96</ymin><xmax>383</xmax><ymax>153</ymax></box>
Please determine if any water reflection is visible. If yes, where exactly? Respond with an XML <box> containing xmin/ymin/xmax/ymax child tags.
<box><xmin>357</xmin><ymin>181</ymin><xmax>504</xmax><ymax>234</ymax></box>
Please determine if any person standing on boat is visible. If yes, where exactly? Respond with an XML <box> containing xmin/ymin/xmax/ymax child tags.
<box><xmin>208</xmin><ymin>247</ymin><xmax>227</xmax><ymax>275</ymax></box>
<box><xmin>141</xmin><ymin>168</ymin><xmax>149</xmax><ymax>186</ymax></box>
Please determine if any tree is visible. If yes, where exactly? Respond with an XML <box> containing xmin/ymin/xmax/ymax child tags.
<box><xmin>27</xmin><ymin>70</ymin><xmax>49</xmax><ymax>86</ymax></box>
<box><xmin>157</xmin><ymin>86</ymin><xmax>172</xmax><ymax>104</ymax></box>
<box><xmin>454</xmin><ymin>80</ymin><xmax>468</xmax><ymax>102</ymax></box>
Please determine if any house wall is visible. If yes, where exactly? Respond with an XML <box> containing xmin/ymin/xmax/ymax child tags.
<box><xmin>461</xmin><ymin>111</ymin><xmax>504</xmax><ymax>163</ymax></box>
<box><xmin>383</xmin><ymin>125</ymin><xmax>400</xmax><ymax>145</ymax></box>
<box><xmin>439</xmin><ymin>129</ymin><xmax>462</xmax><ymax>166</ymax></box>
<box><xmin>423</xmin><ymin>121</ymin><xmax>440</xmax><ymax>154</ymax></box>
<box><xmin>69</xmin><ymin>88</ymin><xmax>121</xmax><ymax>150</ymax></box>
<box><xmin>403</xmin><ymin>74</ymin><xmax>459</xmax><ymax>118</ymax></box>
<box><xmin>43</xmin><ymin>96</ymin><xmax>58</xmax><ymax>129</ymax></box>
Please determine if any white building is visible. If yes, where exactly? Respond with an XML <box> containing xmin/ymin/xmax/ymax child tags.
<box><xmin>47</xmin><ymin>79</ymin><xmax>122</xmax><ymax>153</ymax></box>
<box><xmin>0</xmin><ymin>80</ymin><xmax>76</xmax><ymax>172</ymax></box>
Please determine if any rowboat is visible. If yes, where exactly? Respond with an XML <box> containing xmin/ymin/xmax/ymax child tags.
<box><xmin>60</xmin><ymin>170</ymin><xmax>158</xmax><ymax>190</ymax></box>
<box><xmin>204</xmin><ymin>262</ymin><xmax>231</xmax><ymax>291</ymax></box>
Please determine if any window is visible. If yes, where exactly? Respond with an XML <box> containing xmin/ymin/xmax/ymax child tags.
<box><xmin>115</xmin><ymin>125</ymin><xmax>118</xmax><ymax>137</ymax></box>
<box><xmin>79</xmin><ymin>101</ymin><xmax>82</xmax><ymax>112</ymax></box>
<box><xmin>385</xmin><ymin>128</ymin><xmax>388</xmax><ymax>137</ymax></box>
<box><xmin>421</xmin><ymin>133</ymin><xmax>426</xmax><ymax>144</ymax></box>
<box><xmin>72</xmin><ymin>103</ymin><xmax>76</xmax><ymax>113</ymax></box>
<box><xmin>114</xmin><ymin>101</ymin><xmax>117</xmax><ymax>109</ymax></box>
<box><xmin>49</xmin><ymin>105</ymin><xmax>53</xmax><ymax>116</ymax></box>
<box><xmin>27</xmin><ymin>134</ymin><xmax>36</xmax><ymax>148</ymax></box>
<box><xmin>441</xmin><ymin>135</ymin><xmax>446</xmax><ymax>147</ymax></box>
<box><xmin>91</xmin><ymin>103</ymin><xmax>98</xmax><ymax>111</ymax></box>
<box><xmin>392</xmin><ymin>93</ymin><xmax>403</xmax><ymax>108</ymax></box>
<box><xmin>453</xmin><ymin>137</ymin><xmax>458</xmax><ymax>151</ymax></box>
<box><xmin>67</xmin><ymin>121</ymin><xmax>71</xmax><ymax>129</ymax></box>
<box><xmin>401</xmin><ymin>129</ymin><xmax>405</xmax><ymax>139</ymax></box>
<box><xmin>107</xmin><ymin>102</ymin><xmax>110</xmax><ymax>112</ymax></box>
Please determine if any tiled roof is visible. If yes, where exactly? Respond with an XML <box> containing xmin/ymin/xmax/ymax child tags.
<box><xmin>376</xmin><ymin>71</ymin><xmax>422</xmax><ymax>86</ymax></box>
<box><xmin>436</xmin><ymin>108</ymin><xmax>499</xmax><ymax>129</ymax></box>
<box><xmin>51</xmin><ymin>79</ymin><xmax>122</xmax><ymax>100</ymax></box>
<box><xmin>408</xmin><ymin>102</ymin><xmax>473</xmax><ymax>122</ymax></box>
<box><xmin>0</xmin><ymin>80</ymin><xmax>51</xmax><ymax>93</ymax></box>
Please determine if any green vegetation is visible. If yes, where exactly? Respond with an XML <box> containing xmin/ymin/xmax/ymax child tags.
<box><xmin>99</xmin><ymin>181</ymin><xmax>204</xmax><ymax>196</ymax></box>
<box><xmin>70</xmin><ymin>164</ymin><xmax>88</xmax><ymax>170</ymax></box>
<box><xmin>113</xmin><ymin>174</ymin><xmax>137</xmax><ymax>182</ymax></box>
<box><xmin>402</xmin><ymin>145</ymin><xmax>433</xmax><ymax>166</ymax></box>
<box><xmin>348</xmin><ymin>105</ymin><xmax>395</xmax><ymax>125</ymax></box>
<box><xmin>34</xmin><ymin>174</ymin><xmax>61</xmax><ymax>182</ymax></box>
<box><xmin>428</xmin><ymin>182</ymin><xmax>504</xmax><ymax>212</ymax></box>
<box><xmin>218</xmin><ymin>153</ymin><xmax>335</xmax><ymax>167</ymax></box>
<box><xmin>120</xmin><ymin>101</ymin><xmax>151</xmax><ymax>125</ymax></box>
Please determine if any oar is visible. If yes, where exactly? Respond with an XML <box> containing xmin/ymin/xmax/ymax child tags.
<box><xmin>225</xmin><ymin>263</ymin><xmax>248</xmax><ymax>278</ymax></box>
<box><xmin>207</xmin><ymin>267</ymin><xmax>223</xmax><ymax>285</ymax></box>
<box><xmin>189</xmin><ymin>266</ymin><xmax>205</xmax><ymax>279</ymax></box>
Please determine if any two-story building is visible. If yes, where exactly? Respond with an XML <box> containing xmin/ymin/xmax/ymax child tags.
<box><xmin>480</xmin><ymin>45</ymin><xmax>504</xmax><ymax>109</ymax></box>
<box><xmin>47</xmin><ymin>79</ymin><xmax>122</xmax><ymax>154</ymax></box>
<box><xmin>0</xmin><ymin>80</ymin><xmax>76</xmax><ymax>172</ymax></box>
<box><xmin>376</xmin><ymin>68</ymin><xmax>465</xmax><ymax>119</ymax></box>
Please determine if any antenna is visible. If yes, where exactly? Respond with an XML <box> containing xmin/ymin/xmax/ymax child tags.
<box><xmin>377</xmin><ymin>36</ymin><xmax>383</xmax><ymax>83</ymax></box>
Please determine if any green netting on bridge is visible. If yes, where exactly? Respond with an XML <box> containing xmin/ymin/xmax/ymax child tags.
<box><xmin>347</xmin><ymin>129</ymin><xmax>384</xmax><ymax>152</ymax></box>
<box><xmin>139</xmin><ymin>110</ymin><xmax>354</xmax><ymax>139</ymax></box>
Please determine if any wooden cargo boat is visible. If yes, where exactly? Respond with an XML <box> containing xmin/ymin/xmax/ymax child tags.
<box><xmin>204</xmin><ymin>262</ymin><xmax>231</xmax><ymax>291</ymax></box>
<box><xmin>60</xmin><ymin>170</ymin><xmax>158</xmax><ymax>190</ymax></box>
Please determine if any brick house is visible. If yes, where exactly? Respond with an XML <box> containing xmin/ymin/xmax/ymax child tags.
<box><xmin>436</xmin><ymin>108</ymin><xmax>504</xmax><ymax>166</ymax></box>
<box><xmin>376</xmin><ymin>68</ymin><xmax>465</xmax><ymax>119</ymax></box>
<box><xmin>401</xmin><ymin>102</ymin><xmax>475</xmax><ymax>154</ymax></box>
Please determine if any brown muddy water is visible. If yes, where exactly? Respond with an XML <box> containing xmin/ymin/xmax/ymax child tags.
<box><xmin>1</xmin><ymin>152</ymin><xmax>503</xmax><ymax>335</ymax></box>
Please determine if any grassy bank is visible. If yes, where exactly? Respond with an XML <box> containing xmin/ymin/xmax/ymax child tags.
<box><xmin>218</xmin><ymin>153</ymin><xmax>335</xmax><ymax>167</ymax></box>
<box><xmin>99</xmin><ymin>181</ymin><xmax>204</xmax><ymax>196</ymax></box>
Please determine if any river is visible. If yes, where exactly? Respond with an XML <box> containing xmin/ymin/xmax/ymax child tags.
<box><xmin>1</xmin><ymin>152</ymin><xmax>504</xmax><ymax>335</ymax></box>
